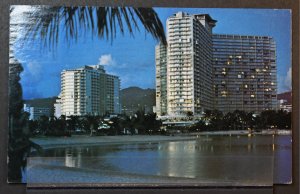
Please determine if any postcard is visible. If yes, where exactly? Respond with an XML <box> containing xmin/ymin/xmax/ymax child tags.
<box><xmin>8</xmin><ymin>5</ymin><xmax>292</xmax><ymax>186</ymax></box>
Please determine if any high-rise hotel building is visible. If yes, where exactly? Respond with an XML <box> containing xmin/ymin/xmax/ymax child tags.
<box><xmin>157</xmin><ymin>12</ymin><xmax>216</xmax><ymax>118</ymax></box>
<box><xmin>155</xmin><ymin>43</ymin><xmax>168</xmax><ymax>116</ymax></box>
<box><xmin>61</xmin><ymin>65</ymin><xmax>121</xmax><ymax>117</ymax></box>
<box><xmin>156</xmin><ymin>12</ymin><xmax>277</xmax><ymax>119</ymax></box>
<box><xmin>213</xmin><ymin>34</ymin><xmax>277</xmax><ymax>113</ymax></box>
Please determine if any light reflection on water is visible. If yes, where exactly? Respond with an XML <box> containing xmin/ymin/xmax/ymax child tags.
<box><xmin>31</xmin><ymin>135</ymin><xmax>291</xmax><ymax>184</ymax></box>
<box><xmin>64</xmin><ymin>148</ymin><xmax>83</xmax><ymax>168</ymax></box>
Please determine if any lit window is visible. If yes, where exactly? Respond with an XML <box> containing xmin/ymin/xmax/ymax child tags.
<box><xmin>244</xmin><ymin>85</ymin><xmax>248</xmax><ymax>88</ymax></box>
<box><xmin>221</xmin><ymin>91</ymin><xmax>227</xmax><ymax>97</ymax></box>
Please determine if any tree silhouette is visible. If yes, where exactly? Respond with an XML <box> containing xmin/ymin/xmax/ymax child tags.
<box><xmin>9</xmin><ymin>5</ymin><xmax>167</xmax><ymax>182</ymax></box>
<box><xmin>8</xmin><ymin>61</ymin><xmax>42</xmax><ymax>182</ymax></box>
<box><xmin>22</xmin><ymin>6</ymin><xmax>167</xmax><ymax>48</ymax></box>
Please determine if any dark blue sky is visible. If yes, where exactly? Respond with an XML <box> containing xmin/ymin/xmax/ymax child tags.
<box><xmin>12</xmin><ymin>7</ymin><xmax>291</xmax><ymax>99</ymax></box>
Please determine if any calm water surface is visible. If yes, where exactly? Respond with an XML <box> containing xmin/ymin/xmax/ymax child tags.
<box><xmin>28</xmin><ymin>135</ymin><xmax>291</xmax><ymax>185</ymax></box>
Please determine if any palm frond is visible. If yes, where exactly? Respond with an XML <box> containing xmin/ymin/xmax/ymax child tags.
<box><xmin>23</xmin><ymin>6</ymin><xmax>166</xmax><ymax>49</ymax></box>
<box><xmin>133</xmin><ymin>8</ymin><xmax>166</xmax><ymax>44</ymax></box>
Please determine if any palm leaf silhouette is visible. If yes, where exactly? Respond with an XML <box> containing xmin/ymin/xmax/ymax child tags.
<box><xmin>23</xmin><ymin>6</ymin><xmax>166</xmax><ymax>47</ymax></box>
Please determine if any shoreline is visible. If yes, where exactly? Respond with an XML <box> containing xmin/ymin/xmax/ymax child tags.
<box><xmin>31</xmin><ymin>130</ymin><xmax>291</xmax><ymax>149</ymax></box>
<box><xmin>31</xmin><ymin>135</ymin><xmax>198</xmax><ymax>149</ymax></box>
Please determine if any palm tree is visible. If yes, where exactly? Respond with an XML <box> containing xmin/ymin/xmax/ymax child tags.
<box><xmin>83</xmin><ymin>115</ymin><xmax>100</xmax><ymax>136</ymax></box>
<box><xmin>67</xmin><ymin>115</ymin><xmax>80</xmax><ymax>132</ymax></box>
<box><xmin>204</xmin><ymin>109</ymin><xmax>224</xmax><ymax>131</ymax></box>
<box><xmin>8</xmin><ymin>61</ymin><xmax>42</xmax><ymax>182</ymax></box>
<box><xmin>109</xmin><ymin>117</ymin><xmax>121</xmax><ymax>135</ymax></box>
<box><xmin>22</xmin><ymin>6</ymin><xmax>167</xmax><ymax>48</ymax></box>
<box><xmin>38</xmin><ymin>115</ymin><xmax>50</xmax><ymax>135</ymax></box>
<box><xmin>58</xmin><ymin>115</ymin><xmax>67</xmax><ymax>132</ymax></box>
<box><xmin>9</xmin><ymin>5</ymin><xmax>166</xmax><ymax>182</ymax></box>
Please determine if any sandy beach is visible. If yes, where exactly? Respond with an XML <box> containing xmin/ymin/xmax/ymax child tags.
<box><xmin>31</xmin><ymin>130</ymin><xmax>291</xmax><ymax>149</ymax></box>
<box><xmin>31</xmin><ymin>135</ymin><xmax>198</xmax><ymax>149</ymax></box>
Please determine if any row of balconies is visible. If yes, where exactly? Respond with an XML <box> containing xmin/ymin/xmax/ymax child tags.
<box><xmin>215</xmin><ymin>84</ymin><xmax>276</xmax><ymax>90</ymax></box>
<box><xmin>168</xmin><ymin>59</ymin><xmax>192</xmax><ymax>63</ymax></box>
<box><xmin>169</xmin><ymin>42</ymin><xmax>192</xmax><ymax>47</ymax></box>
<box><xmin>168</xmin><ymin>21</ymin><xmax>191</xmax><ymax>26</ymax></box>
<box><xmin>213</xmin><ymin>55</ymin><xmax>276</xmax><ymax>61</ymax></box>
<box><xmin>214</xmin><ymin>90</ymin><xmax>276</xmax><ymax>99</ymax></box>
<box><xmin>169</xmin><ymin>47</ymin><xmax>192</xmax><ymax>51</ymax></box>
<box><xmin>169</xmin><ymin>67</ymin><xmax>192</xmax><ymax>71</ymax></box>
<box><xmin>168</xmin><ymin>96</ymin><xmax>193</xmax><ymax>101</ymax></box>
<box><xmin>212</xmin><ymin>42</ymin><xmax>274</xmax><ymax>48</ymax></box>
<box><xmin>213</xmin><ymin>42</ymin><xmax>276</xmax><ymax>52</ymax></box>
<box><xmin>213</xmin><ymin>49</ymin><xmax>275</xmax><ymax>55</ymax></box>
<box><xmin>168</xmin><ymin>69</ymin><xmax>194</xmax><ymax>75</ymax></box>
<box><xmin>168</xmin><ymin>55</ymin><xmax>192</xmax><ymax>59</ymax></box>
<box><xmin>213</xmin><ymin>54</ymin><xmax>276</xmax><ymax>60</ymax></box>
<box><xmin>169</xmin><ymin>30</ymin><xmax>191</xmax><ymax>34</ymax></box>
<box><xmin>213</xmin><ymin>35</ymin><xmax>272</xmax><ymax>40</ymax></box>
<box><xmin>168</xmin><ymin>87</ymin><xmax>193</xmax><ymax>92</ymax></box>
<box><xmin>169</xmin><ymin>75</ymin><xmax>193</xmax><ymax>79</ymax></box>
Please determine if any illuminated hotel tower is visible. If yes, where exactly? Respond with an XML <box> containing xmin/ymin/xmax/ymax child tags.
<box><xmin>212</xmin><ymin>34</ymin><xmax>277</xmax><ymax>113</ymax></box>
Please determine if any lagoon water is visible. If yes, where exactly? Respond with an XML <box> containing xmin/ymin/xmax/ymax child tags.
<box><xmin>27</xmin><ymin>135</ymin><xmax>291</xmax><ymax>185</ymax></box>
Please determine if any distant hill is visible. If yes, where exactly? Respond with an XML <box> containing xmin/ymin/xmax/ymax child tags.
<box><xmin>277</xmin><ymin>91</ymin><xmax>292</xmax><ymax>104</ymax></box>
<box><xmin>24</xmin><ymin>97</ymin><xmax>57</xmax><ymax>115</ymax></box>
<box><xmin>23</xmin><ymin>87</ymin><xmax>156</xmax><ymax>116</ymax></box>
<box><xmin>120</xmin><ymin>87</ymin><xmax>155</xmax><ymax>114</ymax></box>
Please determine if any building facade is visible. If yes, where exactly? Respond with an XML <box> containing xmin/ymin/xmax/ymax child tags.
<box><xmin>61</xmin><ymin>65</ymin><xmax>121</xmax><ymax>117</ymax></box>
<box><xmin>159</xmin><ymin>12</ymin><xmax>216</xmax><ymax>119</ymax></box>
<box><xmin>155</xmin><ymin>43</ymin><xmax>168</xmax><ymax>117</ymax></box>
<box><xmin>212</xmin><ymin>34</ymin><xmax>277</xmax><ymax>113</ymax></box>
<box><xmin>24</xmin><ymin>104</ymin><xmax>50</xmax><ymax>120</ymax></box>
<box><xmin>156</xmin><ymin>12</ymin><xmax>278</xmax><ymax>120</ymax></box>
<box><xmin>54</xmin><ymin>94</ymin><xmax>62</xmax><ymax>118</ymax></box>
<box><xmin>277</xmin><ymin>91</ymin><xmax>292</xmax><ymax>112</ymax></box>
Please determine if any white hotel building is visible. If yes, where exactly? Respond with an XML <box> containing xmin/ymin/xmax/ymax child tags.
<box><xmin>61</xmin><ymin>65</ymin><xmax>121</xmax><ymax>117</ymax></box>
<box><xmin>156</xmin><ymin>12</ymin><xmax>216</xmax><ymax>119</ymax></box>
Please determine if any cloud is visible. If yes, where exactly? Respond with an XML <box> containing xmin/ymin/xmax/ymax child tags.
<box><xmin>27</xmin><ymin>61</ymin><xmax>42</xmax><ymax>78</ymax></box>
<box><xmin>278</xmin><ymin>67</ymin><xmax>292</xmax><ymax>93</ymax></box>
<box><xmin>96</xmin><ymin>54</ymin><xmax>155</xmax><ymax>89</ymax></box>
<box><xmin>284</xmin><ymin>67</ymin><xmax>292</xmax><ymax>90</ymax></box>
<box><xmin>98</xmin><ymin>54</ymin><xmax>115</xmax><ymax>66</ymax></box>
<box><xmin>98</xmin><ymin>54</ymin><xmax>129</xmax><ymax>69</ymax></box>
<box><xmin>20</xmin><ymin>61</ymin><xmax>43</xmax><ymax>93</ymax></box>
